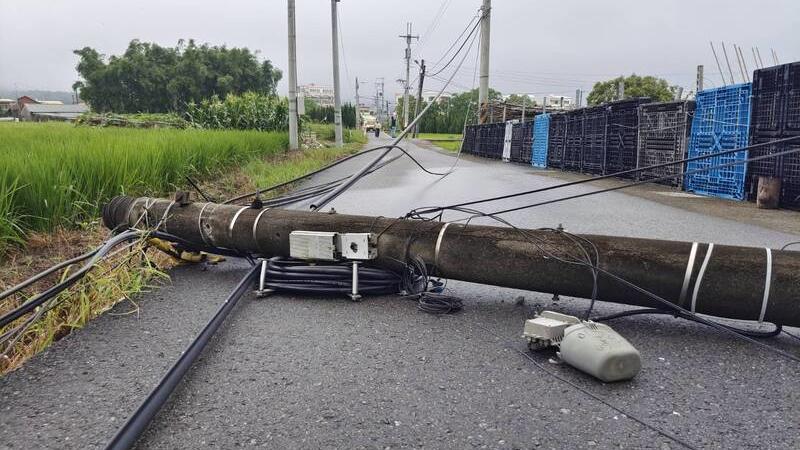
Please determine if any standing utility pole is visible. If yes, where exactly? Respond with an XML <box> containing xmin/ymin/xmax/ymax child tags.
<box><xmin>330</xmin><ymin>0</ymin><xmax>344</xmax><ymax>147</ymax></box>
<box><xmin>399</xmin><ymin>23</ymin><xmax>419</xmax><ymax>131</ymax></box>
<box><xmin>478</xmin><ymin>0</ymin><xmax>492</xmax><ymax>124</ymax></box>
<box><xmin>696</xmin><ymin>65</ymin><xmax>704</xmax><ymax>93</ymax></box>
<box><xmin>287</xmin><ymin>0</ymin><xmax>299</xmax><ymax>150</ymax></box>
<box><xmin>413</xmin><ymin>59</ymin><xmax>426</xmax><ymax>138</ymax></box>
<box><xmin>374</xmin><ymin>78</ymin><xmax>385</xmax><ymax>125</ymax></box>
<box><xmin>354</xmin><ymin>77</ymin><xmax>361</xmax><ymax>131</ymax></box>
<box><xmin>617</xmin><ymin>77</ymin><xmax>625</xmax><ymax>100</ymax></box>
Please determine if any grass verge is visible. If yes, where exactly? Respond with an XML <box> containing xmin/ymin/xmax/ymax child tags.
<box><xmin>244</xmin><ymin>125</ymin><xmax>367</xmax><ymax>192</ymax></box>
<box><xmin>0</xmin><ymin>228</ymin><xmax>173</xmax><ymax>374</ymax></box>
<box><xmin>0</xmin><ymin>123</ymin><xmax>366</xmax><ymax>374</ymax></box>
<box><xmin>418</xmin><ymin>133</ymin><xmax>463</xmax><ymax>152</ymax></box>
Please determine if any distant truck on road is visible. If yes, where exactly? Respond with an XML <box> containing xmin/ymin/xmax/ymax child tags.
<box><xmin>361</xmin><ymin>113</ymin><xmax>381</xmax><ymax>135</ymax></box>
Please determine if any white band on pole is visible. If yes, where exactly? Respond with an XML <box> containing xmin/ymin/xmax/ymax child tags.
<box><xmin>759</xmin><ymin>248</ymin><xmax>773</xmax><ymax>323</ymax></box>
<box><xmin>227</xmin><ymin>206</ymin><xmax>251</xmax><ymax>244</ymax></box>
<box><xmin>691</xmin><ymin>243</ymin><xmax>714</xmax><ymax>314</ymax></box>
<box><xmin>251</xmin><ymin>208</ymin><xmax>271</xmax><ymax>252</ymax></box>
<box><xmin>679</xmin><ymin>242</ymin><xmax>699</xmax><ymax>306</ymax></box>
<box><xmin>434</xmin><ymin>223</ymin><xmax>452</xmax><ymax>268</ymax></box>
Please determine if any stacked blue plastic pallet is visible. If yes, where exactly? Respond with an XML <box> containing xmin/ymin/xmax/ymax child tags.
<box><xmin>685</xmin><ymin>83</ymin><xmax>751</xmax><ymax>200</ymax></box>
<box><xmin>532</xmin><ymin>114</ymin><xmax>550</xmax><ymax>168</ymax></box>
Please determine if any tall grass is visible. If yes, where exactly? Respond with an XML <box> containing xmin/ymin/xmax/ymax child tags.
<box><xmin>0</xmin><ymin>122</ymin><xmax>288</xmax><ymax>251</ymax></box>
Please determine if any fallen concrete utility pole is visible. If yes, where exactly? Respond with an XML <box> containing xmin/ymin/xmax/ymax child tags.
<box><xmin>103</xmin><ymin>196</ymin><xmax>800</xmax><ymax>326</ymax></box>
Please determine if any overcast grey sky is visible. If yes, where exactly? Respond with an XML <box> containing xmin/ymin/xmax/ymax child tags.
<box><xmin>1</xmin><ymin>0</ymin><xmax>798</xmax><ymax>103</ymax></box>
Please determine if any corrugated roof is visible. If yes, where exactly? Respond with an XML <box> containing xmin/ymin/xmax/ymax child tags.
<box><xmin>22</xmin><ymin>103</ymin><xmax>88</xmax><ymax>114</ymax></box>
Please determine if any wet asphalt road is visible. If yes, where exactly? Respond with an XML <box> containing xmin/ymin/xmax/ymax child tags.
<box><xmin>2</xmin><ymin>135</ymin><xmax>800</xmax><ymax>450</ymax></box>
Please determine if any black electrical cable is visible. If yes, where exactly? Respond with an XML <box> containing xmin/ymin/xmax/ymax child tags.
<box><xmin>781</xmin><ymin>241</ymin><xmax>800</xmax><ymax>250</ymax></box>
<box><xmin>423</xmin><ymin>3</ymin><xmax>473</xmax><ymax>69</ymax></box>
<box><xmin>185</xmin><ymin>176</ymin><xmax>215</xmax><ymax>202</ymax></box>
<box><xmin>0</xmin><ymin>229</ymin><xmax>250</xmax><ymax>331</ymax></box>
<box><xmin>472</xmin><ymin>322</ymin><xmax>699</xmax><ymax>450</ymax></box>
<box><xmin>416</xmin><ymin>291</ymin><xmax>463</xmax><ymax>314</ymax></box>
<box><xmin>0</xmin><ymin>248</ymin><xmax>99</xmax><ymax>302</ymax></box>
<box><xmin>105</xmin><ymin>264</ymin><xmax>260</xmax><ymax>450</ymax></box>
<box><xmin>592</xmin><ymin>308</ymin><xmax>783</xmax><ymax>339</ymax></box>
<box><xmin>410</xmin><ymin>134</ymin><xmax>800</xmax><ymax>217</ymax></box>
<box><xmin>0</xmin><ymin>230</ymin><xmax>144</xmax><ymax>329</ymax></box>
<box><xmin>483</xmin><ymin>142</ymin><xmax>800</xmax><ymax>217</ymax></box>
<box><xmin>225</xmin><ymin>143</ymin><xmax>445</xmax><ymax>208</ymax></box>
<box><xmin>406</xmin><ymin>204</ymin><xmax>800</xmax><ymax>363</ymax></box>
<box><xmin>399</xmin><ymin>256</ymin><xmax>463</xmax><ymax>314</ymax></box>
<box><xmin>426</xmin><ymin>12</ymin><xmax>482</xmax><ymax>78</ymax></box>
<box><xmin>260</xmin><ymin>257</ymin><xmax>400</xmax><ymax>295</ymax></box>
<box><xmin>311</xmin><ymin>13</ymin><xmax>483</xmax><ymax>211</ymax></box>
<box><xmin>223</xmin><ymin>145</ymin><xmax>398</xmax><ymax>205</ymax></box>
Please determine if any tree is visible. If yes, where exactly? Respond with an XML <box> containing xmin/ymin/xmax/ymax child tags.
<box><xmin>586</xmin><ymin>74</ymin><xmax>678</xmax><ymax>105</ymax></box>
<box><xmin>73</xmin><ymin>39</ymin><xmax>282</xmax><ymax>113</ymax></box>
<box><xmin>504</xmin><ymin>93</ymin><xmax>534</xmax><ymax>106</ymax></box>
<box><xmin>396</xmin><ymin>88</ymin><xmax>503</xmax><ymax>134</ymax></box>
<box><xmin>302</xmin><ymin>98</ymin><xmax>357</xmax><ymax>129</ymax></box>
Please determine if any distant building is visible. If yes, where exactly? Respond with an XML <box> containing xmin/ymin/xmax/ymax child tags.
<box><xmin>20</xmin><ymin>103</ymin><xmax>88</xmax><ymax>121</ymax></box>
<box><xmin>0</xmin><ymin>99</ymin><xmax>15</xmax><ymax>116</ymax></box>
<box><xmin>299</xmin><ymin>84</ymin><xmax>335</xmax><ymax>107</ymax></box>
<box><xmin>394</xmin><ymin>90</ymin><xmax>452</xmax><ymax>106</ymax></box>
<box><xmin>543</xmin><ymin>95</ymin><xmax>575</xmax><ymax>111</ymax></box>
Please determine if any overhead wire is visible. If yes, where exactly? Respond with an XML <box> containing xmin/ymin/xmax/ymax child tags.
<box><xmin>426</xmin><ymin>13</ymin><xmax>482</xmax><ymax>79</ymax></box>
<box><xmin>426</xmin><ymin>10</ymin><xmax>480</xmax><ymax>74</ymax></box>
<box><xmin>408</xmin><ymin>135</ymin><xmax>800</xmax><ymax>218</ymax></box>
<box><xmin>310</xmin><ymin>11</ymin><xmax>485</xmax><ymax>211</ymax></box>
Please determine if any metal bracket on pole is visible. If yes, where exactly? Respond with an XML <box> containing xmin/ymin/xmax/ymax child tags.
<box><xmin>350</xmin><ymin>261</ymin><xmax>362</xmax><ymax>302</ymax></box>
<box><xmin>255</xmin><ymin>259</ymin><xmax>274</xmax><ymax>298</ymax></box>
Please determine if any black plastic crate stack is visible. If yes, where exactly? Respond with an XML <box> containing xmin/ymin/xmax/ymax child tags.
<box><xmin>491</xmin><ymin>122</ymin><xmax>508</xmax><ymax>159</ymax></box>
<box><xmin>581</xmin><ymin>106</ymin><xmax>608</xmax><ymax>174</ymax></box>
<box><xmin>637</xmin><ymin>100</ymin><xmax>695</xmax><ymax>187</ymax></box>
<box><xmin>547</xmin><ymin>113</ymin><xmax>568</xmax><ymax>168</ymax></box>
<box><xmin>746</xmin><ymin>61</ymin><xmax>800</xmax><ymax>208</ymax></box>
<box><xmin>462</xmin><ymin>125</ymin><xmax>478</xmax><ymax>155</ymax></box>
<box><xmin>605</xmin><ymin>98</ymin><xmax>650</xmax><ymax>177</ymax></box>
<box><xmin>510</xmin><ymin>121</ymin><xmax>534</xmax><ymax>163</ymax></box>
<box><xmin>474</xmin><ymin>123</ymin><xmax>503</xmax><ymax>158</ymax></box>
<box><xmin>562</xmin><ymin>109</ymin><xmax>584</xmax><ymax>171</ymax></box>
